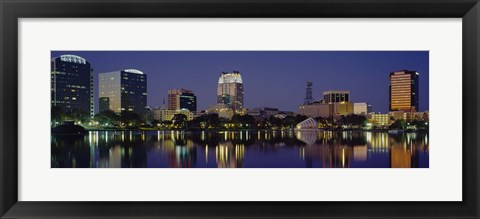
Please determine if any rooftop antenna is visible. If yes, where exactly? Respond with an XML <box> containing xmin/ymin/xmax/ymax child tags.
<box><xmin>304</xmin><ymin>81</ymin><xmax>314</xmax><ymax>104</ymax></box>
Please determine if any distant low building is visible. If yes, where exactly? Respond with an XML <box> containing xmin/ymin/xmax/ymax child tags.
<box><xmin>407</xmin><ymin>111</ymin><xmax>429</xmax><ymax>122</ymax></box>
<box><xmin>274</xmin><ymin>111</ymin><xmax>295</xmax><ymax>119</ymax></box>
<box><xmin>298</xmin><ymin>103</ymin><xmax>330</xmax><ymax>118</ymax></box>
<box><xmin>205</xmin><ymin>103</ymin><xmax>236</xmax><ymax>119</ymax></box>
<box><xmin>353</xmin><ymin>102</ymin><xmax>372</xmax><ymax>115</ymax></box>
<box><xmin>247</xmin><ymin>107</ymin><xmax>279</xmax><ymax>119</ymax></box>
<box><xmin>298</xmin><ymin>102</ymin><xmax>353</xmax><ymax>118</ymax></box>
<box><xmin>389</xmin><ymin>111</ymin><xmax>429</xmax><ymax>122</ymax></box>
<box><xmin>389</xmin><ymin>111</ymin><xmax>406</xmax><ymax>121</ymax></box>
<box><xmin>153</xmin><ymin>108</ymin><xmax>193</xmax><ymax>121</ymax></box>
<box><xmin>369</xmin><ymin>113</ymin><xmax>390</xmax><ymax>126</ymax></box>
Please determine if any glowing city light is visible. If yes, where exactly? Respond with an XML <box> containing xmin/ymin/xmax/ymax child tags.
<box><xmin>60</xmin><ymin>54</ymin><xmax>86</xmax><ymax>64</ymax></box>
<box><xmin>124</xmin><ymin>69</ymin><xmax>144</xmax><ymax>74</ymax></box>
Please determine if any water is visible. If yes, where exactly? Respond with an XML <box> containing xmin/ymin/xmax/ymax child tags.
<box><xmin>51</xmin><ymin>130</ymin><xmax>429</xmax><ymax>168</ymax></box>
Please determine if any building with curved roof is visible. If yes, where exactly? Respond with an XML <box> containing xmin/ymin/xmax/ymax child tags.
<box><xmin>217</xmin><ymin>71</ymin><xmax>244</xmax><ymax>113</ymax></box>
<box><xmin>51</xmin><ymin>54</ymin><xmax>94</xmax><ymax>117</ymax></box>
<box><xmin>99</xmin><ymin>69</ymin><xmax>147</xmax><ymax>116</ymax></box>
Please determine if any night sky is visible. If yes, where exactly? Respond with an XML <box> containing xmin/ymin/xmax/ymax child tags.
<box><xmin>51</xmin><ymin>51</ymin><xmax>429</xmax><ymax>114</ymax></box>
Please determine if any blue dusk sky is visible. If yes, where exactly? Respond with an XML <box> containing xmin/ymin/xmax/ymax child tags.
<box><xmin>51</xmin><ymin>51</ymin><xmax>429</xmax><ymax>113</ymax></box>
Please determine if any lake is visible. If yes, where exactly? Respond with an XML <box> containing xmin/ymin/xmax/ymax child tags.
<box><xmin>51</xmin><ymin>130</ymin><xmax>429</xmax><ymax>168</ymax></box>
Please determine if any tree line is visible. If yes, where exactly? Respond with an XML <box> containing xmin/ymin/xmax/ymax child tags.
<box><xmin>51</xmin><ymin>106</ymin><xmax>428</xmax><ymax>130</ymax></box>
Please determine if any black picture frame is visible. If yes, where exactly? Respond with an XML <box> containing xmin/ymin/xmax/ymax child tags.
<box><xmin>1</xmin><ymin>0</ymin><xmax>479</xmax><ymax>218</ymax></box>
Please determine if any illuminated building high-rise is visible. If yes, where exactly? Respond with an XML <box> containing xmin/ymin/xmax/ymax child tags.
<box><xmin>168</xmin><ymin>89</ymin><xmax>197</xmax><ymax>112</ymax></box>
<box><xmin>99</xmin><ymin>69</ymin><xmax>147</xmax><ymax>116</ymax></box>
<box><xmin>217</xmin><ymin>71</ymin><xmax>244</xmax><ymax>112</ymax></box>
<box><xmin>51</xmin><ymin>54</ymin><xmax>94</xmax><ymax>117</ymax></box>
<box><xmin>389</xmin><ymin>70</ymin><xmax>419</xmax><ymax>112</ymax></box>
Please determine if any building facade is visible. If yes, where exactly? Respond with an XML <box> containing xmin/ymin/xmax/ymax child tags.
<box><xmin>353</xmin><ymin>102</ymin><xmax>372</xmax><ymax>115</ymax></box>
<box><xmin>99</xmin><ymin>69</ymin><xmax>147</xmax><ymax>116</ymax></box>
<box><xmin>298</xmin><ymin>102</ymin><xmax>353</xmax><ymax>118</ymax></box>
<box><xmin>168</xmin><ymin>89</ymin><xmax>197</xmax><ymax>112</ymax></box>
<box><xmin>247</xmin><ymin>107</ymin><xmax>279</xmax><ymax>119</ymax></box>
<box><xmin>153</xmin><ymin>108</ymin><xmax>193</xmax><ymax>122</ymax></box>
<box><xmin>389</xmin><ymin>111</ymin><xmax>429</xmax><ymax>122</ymax></box>
<box><xmin>298</xmin><ymin>103</ymin><xmax>330</xmax><ymax>118</ymax></box>
<box><xmin>389</xmin><ymin>70</ymin><xmax>419</xmax><ymax>112</ymax></box>
<box><xmin>51</xmin><ymin>54</ymin><xmax>94</xmax><ymax>117</ymax></box>
<box><xmin>206</xmin><ymin>103</ymin><xmax>236</xmax><ymax>119</ymax></box>
<box><xmin>99</xmin><ymin>97</ymin><xmax>110</xmax><ymax>113</ymax></box>
<box><xmin>217</xmin><ymin>71</ymin><xmax>244</xmax><ymax>113</ymax></box>
<box><xmin>323</xmin><ymin>90</ymin><xmax>350</xmax><ymax>103</ymax></box>
<box><xmin>332</xmin><ymin>102</ymin><xmax>354</xmax><ymax>116</ymax></box>
<box><xmin>369</xmin><ymin>113</ymin><xmax>390</xmax><ymax>126</ymax></box>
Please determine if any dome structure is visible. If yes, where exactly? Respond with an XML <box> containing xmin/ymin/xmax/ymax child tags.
<box><xmin>123</xmin><ymin>69</ymin><xmax>144</xmax><ymax>74</ymax></box>
<box><xmin>59</xmin><ymin>54</ymin><xmax>87</xmax><ymax>64</ymax></box>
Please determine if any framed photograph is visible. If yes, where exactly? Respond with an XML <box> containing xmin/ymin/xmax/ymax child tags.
<box><xmin>1</xmin><ymin>0</ymin><xmax>479</xmax><ymax>218</ymax></box>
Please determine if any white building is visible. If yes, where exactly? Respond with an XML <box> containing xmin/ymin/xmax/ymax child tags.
<box><xmin>353</xmin><ymin>102</ymin><xmax>372</xmax><ymax>115</ymax></box>
<box><xmin>152</xmin><ymin>108</ymin><xmax>193</xmax><ymax>121</ymax></box>
<box><xmin>217</xmin><ymin>71</ymin><xmax>244</xmax><ymax>113</ymax></box>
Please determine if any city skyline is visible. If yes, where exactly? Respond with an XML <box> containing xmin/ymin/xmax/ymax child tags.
<box><xmin>51</xmin><ymin>51</ymin><xmax>429</xmax><ymax>113</ymax></box>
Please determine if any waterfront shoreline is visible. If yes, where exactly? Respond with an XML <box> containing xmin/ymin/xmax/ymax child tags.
<box><xmin>71</xmin><ymin>128</ymin><xmax>428</xmax><ymax>133</ymax></box>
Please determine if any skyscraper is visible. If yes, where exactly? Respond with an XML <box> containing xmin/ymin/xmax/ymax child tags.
<box><xmin>99</xmin><ymin>69</ymin><xmax>147</xmax><ymax>116</ymax></box>
<box><xmin>167</xmin><ymin>89</ymin><xmax>197</xmax><ymax>112</ymax></box>
<box><xmin>51</xmin><ymin>54</ymin><xmax>94</xmax><ymax>117</ymax></box>
<box><xmin>217</xmin><ymin>71</ymin><xmax>244</xmax><ymax>112</ymax></box>
<box><xmin>389</xmin><ymin>70</ymin><xmax>419</xmax><ymax>112</ymax></box>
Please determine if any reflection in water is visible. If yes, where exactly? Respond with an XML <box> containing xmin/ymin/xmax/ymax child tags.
<box><xmin>51</xmin><ymin>130</ymin><xmax>429</xmax><ymax>168</ymax></box>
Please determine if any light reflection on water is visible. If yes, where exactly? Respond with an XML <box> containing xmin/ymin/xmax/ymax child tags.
<box><xmin>51</xmin><ymin>130</ymin><xmax>429</xmax><ymax>168</ymax></box>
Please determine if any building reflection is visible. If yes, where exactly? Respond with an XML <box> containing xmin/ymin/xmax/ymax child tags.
<box><xmin>51</xmin><ymin>134</ymin><xmax>90</xmax><ymax>168</ymax></box>
<box><xmin>51</xmin><ymin>130</ymin><xmax>429</xmax><ymax>168</ymax></box>
<box><xmin>389</xmin><ymin>133</ymin><xmax>426</xmax><ymax>168</ymax></box>
<box><xmin>215</xmin><ymin>142</ymin><xmax>245</xmax><ymax>168</ymax></box>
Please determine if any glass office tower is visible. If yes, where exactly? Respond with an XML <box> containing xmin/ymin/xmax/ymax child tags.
<box><xmin>51</xmin><ymin>54</ymin><xmax>94</xmax><ymax>117</ymax></box>
<box><xmin>99</xmin><ymin>69</ymin><xmax>147</xmax><ymax>116</ymax></box>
